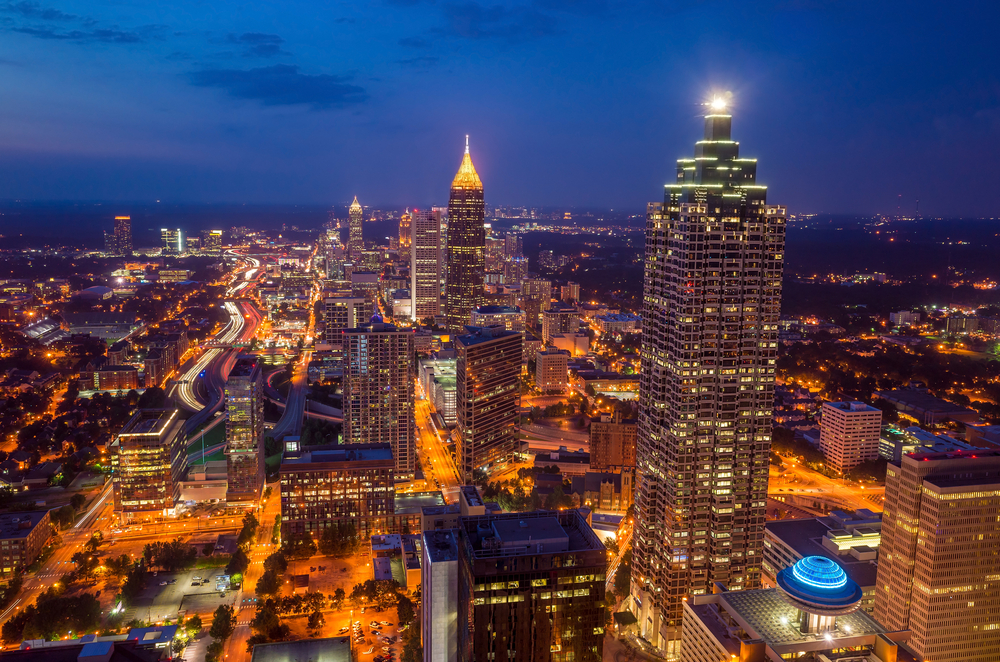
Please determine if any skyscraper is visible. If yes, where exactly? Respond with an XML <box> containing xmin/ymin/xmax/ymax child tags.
<box><xmin>225</xmin><ymin>357</ymin><xmax>264</xmax><ymax>504</ymax></box>
<box><xmin>445</xmin><ymin>137</ymin><xmax>486</xmax><ymax>333</ymax></box>
<box><xmin>399</xmin><ymin>209</ymin><xmax>412</xmax><ymax>254</ymax></box>
<box><xmin>630</xmin><ymin>101</ymin><xmax>786</xmax><ymax>656</ymax></box>
<box><xmin>455</xmin><ymin>325</ymin><xmax>522</xmax><ymax>482</ymax></box>
<box><xmin>161</xmin><ymin>228</ymin><xmax>182</xmax><ymax>255</ymax></box>
<box><xmin>202</xmin><ymin>229</ymin><xmax>223</xmax><ymax>252</ymax></box>
<box><xmin>874</xmin><ymin>449</ymin><xmax>1000</xmax><ymax>662</ymax></box>
<box><xmin>348</xmin><ymin>196</ymin><xmax>364</xmax><ymax>262</ymax></box>
<box><xmin>343</xmin><ymin>319</ymin><xmax>415</xmax><ymax>478</ymax></box>
<box><xmin>410</xmin><ymin>208</ymin><xmax>442</xmax><ymax>321</ymax></box>
<box><xmin>104</xmin><ymin>215</ymin><xmax>133</xmax><ymax>256</ymax></box>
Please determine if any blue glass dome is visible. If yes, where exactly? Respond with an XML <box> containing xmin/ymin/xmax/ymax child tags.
<box><xmin>776</xmin><ymin>556</ymin><xmax>862</xmax><ymax>615</ymax></box>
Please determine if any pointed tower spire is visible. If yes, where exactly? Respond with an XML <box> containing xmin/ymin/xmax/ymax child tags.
<box><xmin>452</xmin><ymin>136</ymin><xmax>482</xmax><ymax>190</ymax></box>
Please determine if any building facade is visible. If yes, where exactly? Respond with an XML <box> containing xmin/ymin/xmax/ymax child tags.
<box><xmin>445</xmin><ymin>138</ymin><xmax>486</xmax><ymax>332</ymax></box>
<box><xmin>873</xmin><ymin>449</ymin><xmax>1000</xmax><ymax>662</ymax></box>
<box><xmin>348</xmin><ymin>196</ymin><xmax>364</xmax><ymax>262</ymax></box>
<box><xmin>631</xmin><ymin>106</ymin><xmax>786</xmax><ymax>655</ymax></box>
<box><xmin>343</xmin><ymin>320</ymin><xmax>415</xmax><ymax>478</ymax></box>
<box><xmin>104</xmin><ymin>215</ymin><xmax>133</xmax><ymax>256</ymax></box>
<box><xmin>818</xmin><ymin>401</ymin><xmax>882</xmax><ymax>473</ymax></box>
<box><xmin>111</xmin><ymin>409</ymin><xmax>186</xmax><ymax>522</ymax></box>
<box><xmin>0</xmin><ymin>511</ymin><xmax>51</xmax><ymax>577</ymax></box>
<box><xmin>225</xmin><ymin>357</ymin><xmax>264</xmax><ymax>504</ymax></box>
<box><xmin>399</xmin><ymin>210</ymin><xmax>412</xmax><ymax>254</ymax></box>
<box><xmin>324</xmin><ymin>297</ymin><xmax>368</xmax><ymax>346</ymax></box>
<box><xmin>589</xmin><ymin>411</ymin><xmax>637</xmax><ymax>509</ymax></box>
<box><xmin>470</xmin><ymin>305</ymin><xmax>525</xmax><ymax>333</ymax></box>
<box><xmin>535</xmin><ymin>347</ymin><xmax>569</xmax><ymax>392</ymax></box>
<box><xmin>411</xmin><ymin>208</ymin><xmax>442</xmax><ymax>321</ymax></box>
<box><xmin>541</xmin><ymin>303</ymin><xmax>580</xmax><ymax>345</ymax></box>
<box><xmin>455</xmin><ymin>326</ymin><xmax>522</xmax><ymax>482</ymax></box>
<box><xmin>279</xmin><ymin>443</ymin><xmax>395</xmax><ymax>539</ymax></box>
<box><xmin>456</xmin><ymin>510</ymin><xmax>607</xmax><ymax>662</ymax></box>
<box><xmin>161</xmin><ymin>228</ymin><xmax>181</xmax><ymax>255</ymax></box>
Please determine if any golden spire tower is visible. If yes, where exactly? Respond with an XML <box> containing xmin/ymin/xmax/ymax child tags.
<box><xmin>445</xmin><ymin>135</ymin><xmax>486</xmax><ymax>332</ymax></box>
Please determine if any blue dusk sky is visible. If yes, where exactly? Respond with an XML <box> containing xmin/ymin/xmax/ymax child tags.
<box><xmin>1</xmin><ymin>0</ymin><xmax>999</xmax><ymax>216</ymax></box>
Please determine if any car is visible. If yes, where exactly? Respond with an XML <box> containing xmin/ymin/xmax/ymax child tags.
<box><xmin>159</xmin><ymin>581</ymin><xmax>168</xmax><ymax>586</ymax></box>
<box><xmin>382</xmin><ymin>647</ymin><xmax>391</xmax><ymax>653</ymax></box>
<box><xmin>380</xmin><ymin>621</ymin><xmax>391</xmax><ymax>626</ymax></box>
<box><xmin>371</xmin><ymin>630</ymin><xmax>381</xmax><ymax>636</ymax></box>
<box><xmin>168</xmin><ymin>579</ymin><xmax>176</xmax><ymax>584</ymax></box>
<box><xmin>363</xmin><ymin>648</ymin><xmax>374</xmax><ymax>655</ymax></box>
<box><xmin>370</xmin><ymin>621</ymin><xmax>379</xmax><ymax>628</ymax></box>
<box><xmin>338</xmin><ymin>627</ymin><xmax>349</xmax><ymax>634</ymax></box>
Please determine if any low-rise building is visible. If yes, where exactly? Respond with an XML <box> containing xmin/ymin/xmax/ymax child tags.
<box><xmin>594</xmin><ymin>313</ymin><xmax>641</xmax><ymax>334</ymax></box>
<box><xmin>0</xmin><ymin>511</ymin><xmax>51</xmax><ymax>577</ymax></box>
<box><xmin>535</xmin><ymin>347</ymin><xmax>569</xmax><ymax>392</ymax></box>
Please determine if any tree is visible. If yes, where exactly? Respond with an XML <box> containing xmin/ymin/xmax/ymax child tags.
<box><xmin>202</xmin><ymin>543</ymin><xmax>214</xmax><ymax>556</ymax></box>
<box><xmin>307</xmin><ymin>610</ymin><xmax>325</xmax><ymax>635</ymax></box>
<box><xmin>144</xmin><ymin>538</ymin><xmax>197</xmax><ymax>572</ymax></box>
<box><xmin>205</xmin><ymin>639</ymin><xmax>224</xmax><ymax>662</ymax></box>
<box><xmin>209</xmin><ymin>604</ymin><xmax>235</xmax><ymax>642</ymax></box>
<box><xmin>136</xmin><ymin>387</ymin><xmax>166</xmax><ymax>409</ymax></box>
<box><xmin>613</xmin><ymin>550</ymin><xmax>632</xmax><ymax>599</ymax></box>
<box><xmin>396</xmin><ymin>593</ymin><xmax>415</xmax><ymax>626</ymax></box>
<box><xmin>227</xmin><ymin>548</ymin><xmax>250</xmax><ymax>576</ymax></box>
<box><xmin>237</xmin><ymin>512</ymin><xmax>260</xmax><ymax>548</ymax></box>
<box><xmin>401</xmin><ymin>625</ymin><xmax>423</xmax><ymax>662</ymax></box>
<box><xmin>255</xmin><ymin>569</ymin><xmax>281</xmax><ymax>597</ymax></box>
<box><xmin>185</xmin><ymin>614</ymin><xmax>202</xmax><ymax>637</ymax></box>
<box><xmin>263</xmin><ymin>551</ymin><xmax>288</xmax><ymax>574</ymax></box>
<box><xmin>332</xmin><ymin>587</ymin><xmax>346</xmax><ymax>610</ymax></box>
<box><xmin>319</xmin><ymin>522</ymin><xmax>359</xmax><ymax>557</ymax></box>
<box><xmin>69</xmin><ymin>493</ymin><xmax>87</xmax><ymax>511</ymax></box>
<box><xmin>281</xmin><ymin>531</ymin><xmax>317</xmax><ymax>559</ymax></box>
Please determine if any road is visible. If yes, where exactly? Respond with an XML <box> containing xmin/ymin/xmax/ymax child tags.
<box><xmin>768</xmin><ymin>457</ymin><xmax>885</xmax><ymax>513</ymax></box>
<box><xmin>412</xmin><ymin>396</ymin><xmax>461</xmax><ymax>502</ymax></box>
<box><xmin>269</xmin><ymin>350</ymin><xmax>311</xmax><ymax>441</ymax></box>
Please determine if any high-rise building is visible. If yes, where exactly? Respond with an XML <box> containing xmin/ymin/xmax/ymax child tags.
<box><xmin>682</xmin><ymin>558</ymin><xmax>911</xmax><ymax>662</ymax></box>
<box><xmin>161</xmin><ymin>228</ymin><xmax>182</xmax><ymax>255</ymax></box>
<box><xmin>399</xmin><ymin>209</ymin><xmax>412</xmax><ymax>255</ymax></box>
<box><xmin>485</xmin><ymin>236</ymin><xmax>505</xmax><ymax>273</ymax></box>
<box><xmin>225</xmin><ymin>357</ymin><xmax>264</xmax><ymax>504</ymax></box>
<box><xmin>630</xmin><ymin>102</ymin><xmax>786</xmax><ymax>656</ymax></box>
<box><xmin>445</xmin><ymin>137</ymin><xmax>486</xmax><ymax>332</ymax></box>
<box><xmin>104</xmin><ymin>215</ymin><xmax>133</xmax><ymax>256</ymax></box>
<box><xmin>111</xmin><ymin>409</ymin><xmax>186</xmax><ymax>523</ymax></box>
<box><xmin>560</xmin><ymin>281</ymin><xmax>580</xmax><ymax>303</ymax></box>
<box><xmin>455</xmin><ymin>510</ymin><xmax>607</xmax><ymax>662</ymax></box>
<box><xmin>351</xmin><ymin>270</ymin><xmax>381</xmax><ymax>307</ymax></box>
<box><xmin>203</xmin><ymin>229</ymin><xmax>223</xmax><ymax>251</ymax></box>
<box><xmin>348</xmin><ymin>196</ymin><xmax>364</xmax><ymax>262</ymax></box>
<box><xmin>818</xmin><ymin>401</ymin><xmax>882</xmax><ymax>473</ymax></box>
<box><xmin>874</xmin><ymin>449</ymin><xmax>1000</xmax><ymax>662</ymax></box>
<box><xmin>541</xmin><ymin>302</ymin><xmax>580</xmax><ymax>345</ymax></box>
<box><xmin>455</xmin><ymin>326</ymin><xmax>522</xmax><ymax>482</ymax></box>
<box><xmin>470</xmin><ymin>305</ymin><xmax>525</xmax><ymax>333</ymax></box>
<box><xmin>504</xmin><ymin>256</ymin><xmax>527</xmax><ymax>287</ymax></box>
<box><xmin>411</xmin><ymin>209</ymin><xmax>442</xmax><ymax>321</ymax></box>
<box><xmin>324</xmin><ymin>297</ymin><xmax>368</xmax><ymax>345</ymax></box>
<box><xmin>279</xmin><ymin>442</ymin><xmax>395</xmax><ymax>539</ymax></box>
<box><xmin>504</xmin><ymin>233</ymin><xmax>523</xmax><ymax>259</ymax></box>
<box><xmin>535</xmin><ymin>347</ymin><xmax>569</xmax><ymax>392</ymax></box>
<box><xmin>590</xmin><ymin>410</ymin><xmax>637</xmax><ymax>472</ymax></box>
<box><xmin>343</xmin><ymin>319</ymin><xmax>415</xmax><ymax>478</ymax></box>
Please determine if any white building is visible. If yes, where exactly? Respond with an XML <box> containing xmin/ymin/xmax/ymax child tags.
<box><xmin>422</xmin><ymin>530</ymin><xmax>460</xmax><ymax>662</ymax></box>
<box><xmin>535</xmin><ymin>347</ymin><xmax>569</xmax><ymax>392</ymax></box>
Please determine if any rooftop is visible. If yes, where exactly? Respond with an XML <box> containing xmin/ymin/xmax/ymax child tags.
<box><xmin>455</xmin><ymin>325</ymin><xmax>520</xmax><ymax>346</ymax></box>
<box><xmin>424</xmin><ymin>529</ymin><xmax>459</xmax><ymax>563</ymax></box>
<box><xmin>229</xmin><ymin>357</ymin><xmax>259</xmax><ymax>378</ymax></box>
<box><xmin>0</xmin><ymin>511</ymin><xmax>49</xmax><ymax>539</ymax></box>
<box><xmin>394</xmin><ymin>491</ymin><xmax>445</xmax><ymax>515</ymax></box>
<box><xmin>118</xmin><ymin>409</ymin><xmax>179</xmax><ymax>438</ymax></box>
<box><xmin>460</xmin><ymin>510</ymin><xmax>604</xmax><ymax>559</ymax></box>
<box><xmin>765</xmin><ymin>516</ymin><xmax>880</xmax><ymax>588</ymax></box>
<box><xmin>474</xmin><ymin>305</ymin><xmax>522</xmax><ymax>315</ymax></box>
<box><xmin>250</xmin><ymin>636</ymin><xmax>352</xmax><ymax>662</ymax></box>
<box><xmin>282</xmin><ymin>443</ymin><xmax>393</xmax><ymax>466</ymax></box>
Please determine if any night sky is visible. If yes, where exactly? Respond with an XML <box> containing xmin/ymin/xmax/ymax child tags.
<box><xmin>2</xmin><ymin>1</ymin><xmax>999</xmax><ymax>216</ymax></box>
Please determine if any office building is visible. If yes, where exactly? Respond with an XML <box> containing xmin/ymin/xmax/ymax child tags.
<box><xmin>874</xmin><ymin>449</ymin><xmax>1000</xmax><ymax>662</ymax></box>
<box><xmin>551</xmin><ymin>332</ymin><xmax>589</xmax><ymax>356</ymax></box>
<box><xmin>104</xmin><ymin>215</ymin><xmax>132</xmax><ymax>256</ymax></box>
<box><xmin>348</xmin><ymin>196</ymin><xmax>364</xmax><ymax>262</ymax></box>
<box><xmin>504</xmin><ymin>233</ymin><xmax>523</xmax><ymax>260</ymax></box>
<box><xmin>763</xmin><ymin>509</ymin><xmax>882</xmax><ymax>613</ymax></box>
<box><xmin>351</xmin><ymin>270</ymin><xmax>380</xmax><ymax>307</ymax></box>
<box><xmin>455</xmin><ymin>326</ymin><xmax>522</xmax><ymax>482</ymax></box>
<box><xmin>560</xmin><ymin>281</ymin><xmax>580</xmax><ymax>303</ymax></box>
<box><xmin>878</xmin><ymin>424</ymin><xmax>975</xmax><ymax>463</ymax></box>
<box><xmin>470</xmin><ymin>305</ymin><xmax>525</xmax><ymax>333</ymax></box>
<box><xmin>225</xmin><ymin>357</ymin><xmax>264</xmax><ymax>504</ymax></box>
<box><xmin>111</xmin><ymin>409</ymin><xmax>186</xmax><ymax>523</ymax></box>
<box><xmin>279</xmin><ymin>442</ymin><xmax>395</xmax><ymax>539</ymax></box>
<box><xmin>485</xmin><ymin>236</ymin><xmax>506</xmax><ymax>273</ymax></box>
<box><xmin>535</xmin><ymin>347</ymin><xmax>569</xmax><ymax>392</ymax></box>
<box><xmin>399</xmin><ymin>209</ymin><xmax>412</xmax><ymax>253</ymax></box>
<box><xmin>455</xmin><ymin>510</ymin><xmax>607</xmax><ymax>662</ymax></box>
<box><xmin>0</xmin><ymin>510</ymin><xmax>51</xmax><ymax>578</ymax></box>
<box><xmin>419</xmin><ymin>357</ymin><xmax>457</xmax><ymax>425</ymax></box>
<box><xmin>343</xmin><ymin>319</ymin><xmax>415</xmax><ymax>478</ymax></box>
<box><xmin>505</xmin><ymin>257</ymin><xmax>527</xmax><ymax>287</ymax></box>
<box><xmin>541</xmin><ymin>302</ymin><xmax>579</xmax><ymax>345</ymax></box>
<box><xmin>423</xmin><ymin>529</ymin><xmax>461</xmax><ymax>662</ymax></box>
<box><xmin>160</xmin><ymin>228</ymin><xmax>181</xmax><ymax>255</ymax></box>
<box><xmin>203</xmin><ymin>229</ymin><xmax>223</xmax><ymax>251</ymax></box>
<box><xmin>411</xmin><ymin>208</ymin><xmax>442</xmax><ymax>321</ymax></box>
<box><xmin>819</xmin><ymin>401</ymin><xmax>882</xmax><ymax>473</ymax></box>
<box><xmin>889</xmin><ymin>310</ymin><xmax>920</xmax><ymax>326</ymax></box>
<box><xmin>590</xmin><ymin>410</ymin><xmax>637</xmax><ymax>471</ymax></box>
<box><xmin>324</xmin><ymin>296</ymin><xmax>368</xmax><ymax>346</ymax></box>
<box><xmin>630</xmin><ymin>104</ymin><xmax>786</xmax><ymax>655</ymax></box>
<box><xmin>445</xmin><ymin>137</ymin><xmax>486</xmax><ymax>332</ymax></box>
<box><xmin>681</xmin><ymin>557</ymin><xmax>913</xmax><ymax>662</ymax></box>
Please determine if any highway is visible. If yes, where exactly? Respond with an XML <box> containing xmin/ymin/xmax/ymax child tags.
<box><xmin>269</xmin><ymin>350</ymin><xmax>311</xmax><ymax>441</ymax></box>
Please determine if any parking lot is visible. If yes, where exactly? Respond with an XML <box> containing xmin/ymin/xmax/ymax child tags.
<box><xmin>128</xmin><ymin>565</ymin><xmax>234</xmax><ymax>622</ymax></box>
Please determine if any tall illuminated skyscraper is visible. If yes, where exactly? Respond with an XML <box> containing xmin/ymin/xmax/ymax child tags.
<box><xmin>445</xmin><ymin>137</ymin><xmax>485</xmax><ymax>333</ymax></box>
<box><xmin>225</xmin><ymin>357</ymin><xmax>264</xmax><ymax>504</ymax></box>
<box><xmin>348</xmin><ymin>195</ymin><xmax>364</xmax><ymax>262</ymax></box>
<box><xmin>399</xmin><ymin>209</ymin><xmax>412</xmax><ymax>254</ymax></box>
<box><xmin>410</xmin><ymin>209</ymin><xmax>442</xmax><ymax>321</ymax></box>
<box><xmin>630</xmin><ymin>101</ymin><xmax>786</xmax><ymax>656</ymax></box>
<box><xmin>161</xmin><ymin>228</ymin><xmax>182</xmax><ymax>255</ymax></box>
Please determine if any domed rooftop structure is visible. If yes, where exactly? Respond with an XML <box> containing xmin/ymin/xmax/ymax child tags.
<box><xmin>776</xmin><ymin>556</ymin><xmax>862</xmax><ymax>618</ymax></box>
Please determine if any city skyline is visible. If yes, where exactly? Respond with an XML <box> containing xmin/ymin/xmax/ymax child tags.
<box><xmin>2</xmin><ymin>2</ymin><xmax>999</xmax><ymax>216</ymax></box>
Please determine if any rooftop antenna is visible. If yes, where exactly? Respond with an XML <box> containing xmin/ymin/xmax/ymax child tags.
<box><xmin>465</xmin><ymin>134</ymin><xmax>470</xmax><ymax>155</ymax></box>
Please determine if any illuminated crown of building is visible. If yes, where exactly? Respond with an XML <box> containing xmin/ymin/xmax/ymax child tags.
<box><xmin>451</xmin><ymin>135</ymin><xmax>483</xmax><ymax>190</ymax></box>
<box><xmin>350</xmin><ymin>195</ymin><xmax>362</xmax><ymax>211</ymax></box>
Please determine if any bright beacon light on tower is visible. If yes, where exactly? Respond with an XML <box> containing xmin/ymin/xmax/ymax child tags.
<box><xmin>710</xmin><ymin>97</ymin><xmax>727</xmax><ymax>111</ymax></box>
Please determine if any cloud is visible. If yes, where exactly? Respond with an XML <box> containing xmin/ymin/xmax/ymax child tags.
<box><xmin>13</xmin><ymin>26</ymin><xmax>142</xmax><ymax>42</ymax></box>
<box><xmin>187</xmin><ymin>64</ymin><xmax>367</xmax><ymax>108</ymax></box>
<box><xmin>397</xmin><ymin>55</ymin><xmax>439</xmax><ymax>67</ymax></box>
<box><xmin>227</xmin><ymin>32</ymin><xmax>288</xmax><ymax>57</ymax></box>
<box><xmin>433</xmin><ymin>2</ymin><xmax>559</xmax><ymax>41</ymax></box>
<box><xmin>399</xmin><ymin>36</ymin><xmax>430</xmax><ymax>48</ymax></box>
<box><xmin>1</xmin><ymin>1</ymin><xmax>78</xmax><ymax>21</ymax></box>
